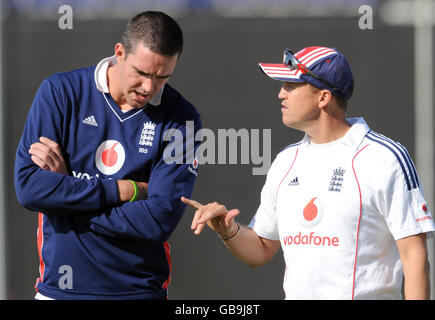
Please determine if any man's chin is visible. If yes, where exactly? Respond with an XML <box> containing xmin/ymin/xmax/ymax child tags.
<box><xmin>128</xmin><ymin>99</ymin><xmax>150</xmax><ymax>109</ymax></box>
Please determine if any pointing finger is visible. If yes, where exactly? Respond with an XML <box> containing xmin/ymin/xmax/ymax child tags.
<box><xmin>181</xmin><ymin>196</ymin><xmax>204</xmax><ymax>209</ymax></box>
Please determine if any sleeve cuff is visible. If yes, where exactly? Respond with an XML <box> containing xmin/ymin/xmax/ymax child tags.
<box><xmin>100</xmin><ymin>179</ymin><xmax>120</xmax><ymax>205</ymax></box>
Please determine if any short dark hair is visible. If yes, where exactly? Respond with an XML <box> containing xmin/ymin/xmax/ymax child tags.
<box><xmin>121</xmin><ymin>11</ymin><xmax>183</xmax><ymax>57</ymax></box>
<box><xmin>308</xmin><ymin>83</ymin><xmax>350</xmax><ymax>110</ymax></box>
<box><xmin>336</xmin><ymin>83</ymin><xmax>354</xmax><ymax>110</ymax></box>
<box><xmin>335</xmin><ymin>96</ymin><xmax>349</xmax><ymax>110</ymax></box>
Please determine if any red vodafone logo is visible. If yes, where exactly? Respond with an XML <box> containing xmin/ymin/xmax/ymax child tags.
<box><xmin>299</xmin><ymin>197</ymin><xmax>324</xmax><ymax>228</ymax></box>
<box><xmin>192</xmin><ymin>157</ymin><xmax>199</xmax><ymax>169</ymax></box>
<box><xmin>423</xmin><ymin>203</ymin><xmax>428</xmax><ymax>213</ymax></box>
<box><xmin>95</xmin><ymin>140</ymin><xmax>125</xmax><ymax>175</ymax></box>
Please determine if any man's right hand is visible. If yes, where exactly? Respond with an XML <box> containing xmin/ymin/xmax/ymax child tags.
<box><xmin>181</xmin><ymin>197</ymin><xmax>281</xmax><ymax>268</ymax></box>
<box><xmin>180</xmin><ymin>197</ymin><xmax>240</xmax><ymax>238</ymax></box>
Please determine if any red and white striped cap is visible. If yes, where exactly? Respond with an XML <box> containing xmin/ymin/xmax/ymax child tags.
<box><xmin>259</xmin><ymin>46</ymin><xmax>354</xmax><ymax>100</ymax></box>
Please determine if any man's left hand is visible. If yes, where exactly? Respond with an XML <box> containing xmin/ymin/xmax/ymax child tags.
<box><xmin>29</xmin><ymin>136</ymin><xmax>69</xmax><ymax>175</ymax></box>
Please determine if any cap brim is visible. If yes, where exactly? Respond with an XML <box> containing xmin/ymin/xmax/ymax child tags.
<box><xmin>258</xmin><ymin>63</ymin><xmax>304</xmax><ymax>82</ymax></box>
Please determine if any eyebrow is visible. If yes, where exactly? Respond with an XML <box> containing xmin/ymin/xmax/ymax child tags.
<box><xmin>133</xmin><ymin>66</ymin><xmax>172</xmax><ymax>79</ymax></box>
<box><xmin>285</xmin><ymin>82</ymin><xmax>304</xmax><ymax>88</ymax></box>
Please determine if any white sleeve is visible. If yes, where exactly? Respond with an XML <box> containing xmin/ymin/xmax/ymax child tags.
<box><xmin>248</xmin><ymin>157</ymin><xmax>280</xmax><ymax>241</ymax></box>
<box><xmin>381</xmin><ymin>153</ymin><xmax>435</xmax><ymax>240</ymax></box>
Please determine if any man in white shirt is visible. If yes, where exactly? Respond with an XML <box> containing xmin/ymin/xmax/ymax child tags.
<box><xmin>181</xmin><ymin>46</ymin><xmax>435</xmax><ymax>299</ymax></box>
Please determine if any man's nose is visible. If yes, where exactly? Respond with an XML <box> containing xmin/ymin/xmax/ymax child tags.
<box><xmin>278</xmin><ymin>86</ymin><xmax>286</xmax><ymax>100</ymax></box>
<box><xmin>141</xmin><ymin>77</ymin><xmax>154</xmax><ymax>93</ymax></box>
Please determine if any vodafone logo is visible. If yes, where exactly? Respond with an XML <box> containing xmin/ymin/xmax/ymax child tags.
<box><xmin>192</xmin><ymin>157</ymin><xmax>199</xmax><ymax>169</ymax></box>
<box><xmin>95</xmin><ymin>140</ymin><xmax>125</xmax><ymax>175</ymax></box>
<box><xmin>282</xmin><ymin>196</ymin><xmax>340</xmax><ymax>247</ymax></box>
<box><xmin>422</xmin><ymin>203</ymin><xmax>428</xmax><ymax>213</ymax></box>
<box><xmin>188</xmin><ymin>156</ymin><xmax>199</xmax><ymax>176</ymax></box>
<box><xmin>416</xmin><ymin>202</ymin><xmax>432</xmax><ymax>223</ymax></box>
<box><xmin>299</xmin><ymin>197</ymin><xmax>324</xmax><ymax>228</ymax></box>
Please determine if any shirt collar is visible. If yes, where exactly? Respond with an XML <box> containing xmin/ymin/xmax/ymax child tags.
<box><xmin>341</xmin><ymin>117</ymin><xmax>371</xmax><ymax>150</ymax></box>
<box><xmin>94</xmin><ymin>55</ymin><xmax>163</xmax><ymax>106</ymax></box>
<box><xmin>303</xmin><ymin>117</ymin><xmax>370</xmax><ymax>151</ymax></box>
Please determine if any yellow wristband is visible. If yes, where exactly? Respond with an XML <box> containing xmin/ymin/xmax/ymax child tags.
<box><xmin>128</xmin><ymin>180</ymin><xmax>138</xmax><ymax>202</ymax></box>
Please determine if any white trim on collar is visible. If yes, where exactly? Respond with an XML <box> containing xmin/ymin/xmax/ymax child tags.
<box><xmin>303</xmin><ymin>117</ymin><xmax>370</xmax><ymax>151</ymax></box>
<box><xmin>93</xmin><ymin>55</ymin><xmax>163</xmax><ymax>106</ymax></box>
<box><xmin>341</xmin><ymin>117</ymin><xmax>371</xmax><ymax>150</ymax></box>
<box><xmin>35</xmin><ymin>292</ymin><xmax>54</xmax><ymax>300</ymax></box>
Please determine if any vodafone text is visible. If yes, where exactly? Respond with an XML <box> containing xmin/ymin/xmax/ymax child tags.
<box><xmin>416</xmin><ymin>215</ymin><xmax>432</xmax><ymax>222</ymax></box>
<box><xmin>283</xmin><ymin>231</ymin><xmax>340</xmax><ymax>247</ymax></box>
<box><xmin>72</xmin><ymin>170</ymin><xmax>99</xmax><ymax>180</ymax></box>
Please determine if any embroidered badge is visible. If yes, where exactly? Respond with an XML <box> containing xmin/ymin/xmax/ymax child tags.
<box><xmin>138</xmin><ymin>121</ymin><xmax>156</xmax><ymax>154</ymax></box>
<box><xmin>328</xmin><ymin>167</ymin><xmax>345</xmax><ymax>192</ymax></box>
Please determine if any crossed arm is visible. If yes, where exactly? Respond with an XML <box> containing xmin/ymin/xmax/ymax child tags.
<box><xmin>29</xmin><ymin>136</ymin><xmax>148</xmax><ymax>202</ymax></box>
<box><xmin>24</xmin><ymin>135</ymin><xmax>195</xmax><ymax>242</ymax></box>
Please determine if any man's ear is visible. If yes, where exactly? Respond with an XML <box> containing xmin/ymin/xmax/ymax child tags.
<box><xmin>318</xmin><ymin>89</ymin><xmax>333</xmax><ymax>110</ymax></box>
<box><xmin>114</xmin><ymin>43</ymin><xmax>126</xmax><ymax>62</ymax></box>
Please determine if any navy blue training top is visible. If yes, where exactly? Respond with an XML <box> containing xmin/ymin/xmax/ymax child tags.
<box><xmin>14</xmin><ymin>62</ymin><xmax>201</xmax><ymax>300</ymax></box>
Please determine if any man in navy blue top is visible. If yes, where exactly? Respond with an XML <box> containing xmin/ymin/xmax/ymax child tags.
<box><xmin>14</xmin><ymin>11</ymin><xmax>201</xmax><ymax>300</ymax></box>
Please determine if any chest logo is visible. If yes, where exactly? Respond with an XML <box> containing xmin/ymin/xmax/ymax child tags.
<box><xmin>95</xmin><ymin>140</ymin><xmax>125</xmax><ymax>175</ymax></box>
<box><xmin>329</xmin><ymin>167</ymin><xmax>345</xmax><ymax>192</ymax></box>
<box><xmin>288</xmin><ymin>176</ymin><xmax>299</xmax><ymax>186</ymax></box>
<box><xmin>82</xmin><ymin>115</ymin><xmax>98</xmax><ymax>127</ymax></box>
<box><xmin>299</xmin><ymin>197</ymin><xmax>324</xmax><ymax>228</ymax></box>
<box><xmin>139</xmin><ymin>121</ymin><xmax>156</xmax><ymax>149</ymax></box>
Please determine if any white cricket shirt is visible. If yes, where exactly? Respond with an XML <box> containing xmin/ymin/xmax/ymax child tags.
<box><xmin>249</xmin><ymin>117</ymin><xmax>435</xmax><ymax>300</ymax></box>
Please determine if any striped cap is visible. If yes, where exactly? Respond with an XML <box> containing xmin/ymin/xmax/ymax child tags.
<box><xmin>259</xmin><ymin>46</ymin><xmax>354</xmax><ymax>100</ymax></box>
